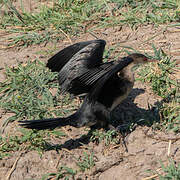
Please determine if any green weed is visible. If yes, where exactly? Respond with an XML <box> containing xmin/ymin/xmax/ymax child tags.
<box><xmin>0</xmin><ymin>60</ymin><xmax>76</xmax><ymax>127</ymax></box>
<box><xmin>155</xmin><ymin>95</ymin><xmax>180</xmax><ymax>132</ymax></box>
<box><xmin>76</xmin><ymin>151</ymin><xmax>95</xmax><ymax>172</ymax></box>
<box><xmin>146</xmin><ymin>160</ymin><xmax>180</xmax><ymax>180</ymax></box>
<box><xmin>0</xmin><ymin>59</ymin><xmax>76</xmax><ymax>158</ymax></box>
<box><xmin>138</xmin><ymin>47</ymin><xmax>179</xmax><ymax>132</ymax></box>
<box><xmin>138</xmin><ymin>47</ymin><xmax>178</xmax><ymax>98</ymax></box>
<box><xmin>41</xmin><ymin>166</ymin><xmax>76</xmax><ymax>180</ymax></box>
<box><xmin>90</xmin><ymin>129</ymin><xmax>119</xmax><ymax>146</ymax></box>
<box><xmin>0</xmin><ymin>128</ymin><xmax>66</xmax><ymax>159</ymax></box>
<box><xmin>159</xmin><ymin>160</ymin><xmax>180</xmax><ymax>180</ymax></box>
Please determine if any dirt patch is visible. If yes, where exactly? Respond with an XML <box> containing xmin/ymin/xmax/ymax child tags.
<box><xmin>99</xmin><ymin>127</ymin><xmax>180</xmax><ymax>180</ymax></box>
<box><xmin>0</xmin><ymin>3</ymin><xmax>180</xmax><ymax>179</ymax></box>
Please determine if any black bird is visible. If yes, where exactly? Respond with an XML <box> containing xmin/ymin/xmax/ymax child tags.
<box><xmin>47</xmin><ymin>39</ymin><xmax>155</xmax><ymax>109</ymax></box>
<box><xmin>19</xmin><ymin>50</ymin><xmax>155</xmax><ymax>130</ymax></box>
<box><xmin>19</xmin><ymin>57</ymin><xmax>133</xmax><ymax>129</ymax></box>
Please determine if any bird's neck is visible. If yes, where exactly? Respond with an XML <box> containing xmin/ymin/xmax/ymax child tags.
<box><xmin>120</xmin><ymin>62</ymin><xmax>135</xmax><ymax>83</ymax></box>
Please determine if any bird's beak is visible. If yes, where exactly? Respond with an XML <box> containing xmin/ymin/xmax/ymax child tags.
<box><xmin>148</xmin><ymin>59</ymin><xmax>157</xmax><ymax>62</ymax></box>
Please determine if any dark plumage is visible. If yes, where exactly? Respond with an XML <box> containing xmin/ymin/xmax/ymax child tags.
<box><xmin>19</xmin><ymin>58</ymin><xmax>132</xmax><ymax>129</ymax></box>
<box><xmin>47</xmin><ymin>39</ymin><xmax>107</xmax><ymax>95</ymax></box>
<box><xmin>19</xmin><ymin>40</ymin><xmax>156</xmax><ymax>131</ymax></box>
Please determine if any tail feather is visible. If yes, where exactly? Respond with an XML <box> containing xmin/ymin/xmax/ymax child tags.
<box><xmin>19</xmin><ymin>113</ymin><xmax>78</xmax><ymax>130</ymax></box>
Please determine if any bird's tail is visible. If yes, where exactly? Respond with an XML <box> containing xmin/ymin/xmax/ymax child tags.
<box><xmin>19</xmin><ymin>113</ymin><xmax>78</xmax><ymax>130</ymax></box>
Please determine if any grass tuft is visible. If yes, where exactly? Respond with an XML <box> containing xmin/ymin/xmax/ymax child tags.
<box><xmin>76</xmin><ymin>151</ymin><xmax>95</xmax><ymax>172</ymax></box>
<box><xmin>138</xmin><ymin>47</ymin><xmax>179</xmax><ymax>132</ymax></box>
<box><xmin>0</xmin><ymin>128</ymin><xmax>66</xmax><ymax>159</ymax></box>
<box><xmin>138</xmin><ymin>47</ymin><xmax>178</xmax><ymax>98</ymax></box>
<box><xmin>0</xmin><ymin>60</ymin><xmax>77</xmax><ymax>127</ymax></box>
<box><xmin>90</xmin><ymin>129</ymin><xmax>119</xmax><ymax>146</ymax></box>
<box><xmin>41</xmin><ymin>166</ymin><xmax>76</xmax><ymax>180</ymax></box>
<box><xmin>159</xmin><ymin>160</ymin><xmax>180</xmax><ymax>180</ymax></box>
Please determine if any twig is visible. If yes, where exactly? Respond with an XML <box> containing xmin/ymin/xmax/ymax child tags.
<box><xmin>29</xmin><ymin>0</ymin><xmax>32</xmax><ymax>12</ymax></box>
<box><xmin>56</xmin><ymin>155</ymin><xmax>61</xmax><ymax>169</ymax></box>
<box><xmin>5</xmin><ymin>0</ymin><xmax>25</xmax><ymax>24</ymax></box>
<box><xmin>62</xmin><ymin>148</ymin><xmax>73</xmax><ymax>154</ymax></box>
<box><xmin>6</xmin><ymin>152</ymin><xmax>23</xmax><ymax>180</ymax></box>
<box><xmin>168</xmin><ymin>140</ymin><xmax>171</xmax><ymax>157</ymax></box>
<box><xmin>142</xmin><ymin>168</ymin><xmax>161</xmax><ymax>180</ymax></box>
<box><xmin>55</xmin><ymin>149</ymin><xmax>73</xmax><ymax>169</ymax></box>
<box><xmin>58</xmin><ymin>28</ymin><xmax>72</xmax><ymax>44</ymax></box>
<box><xmin>88</xmin><ymin>31</ymin><xmax>99</xmax><ymax>39</ymax></box>
<box><xmin>141</xmin><ymin>174</ymin><xmax>158</xmax><ymax>180</ymax></box>
<box><xmin>103</xmin><ymin>145</ymin><xmax>121</xmax><ymax>156</ymax></box>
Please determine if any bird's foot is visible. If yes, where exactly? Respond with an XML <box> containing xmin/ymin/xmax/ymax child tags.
<box><xmin>106</xmin><ymin>124</ymin><xmax>129</xmax><ymax>152</ymax></box>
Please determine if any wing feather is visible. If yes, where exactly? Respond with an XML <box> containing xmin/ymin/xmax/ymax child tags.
<box><xmin>47</xmin><ymin>39</ymin><xmax>106</xmax><ymax>72</ymax></box>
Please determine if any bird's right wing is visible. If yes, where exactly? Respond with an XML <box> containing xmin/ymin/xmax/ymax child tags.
<box><xmin>58</xmin><ymin>39</ymin><xmax>106</xmax><ymax>92</ymax></box>
<box><xmin>47</xmin><ymin>39</ymin><xmax>106</xmax><ymax>72</ymax></box>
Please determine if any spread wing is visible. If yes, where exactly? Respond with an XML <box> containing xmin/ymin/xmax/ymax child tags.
<box><xmin>72</xmin><ymin>57</ymin><xmax>132</xmax><ymax>90</ymax></box>
<box><xmin>47</xmin><ymin>39</ymin><xmax>106</xmax><ymax>72</ymax></box>
<box><xmin>73</xmin><ymin>61</ymin><xmax>116</xmax><ymax>87</ymax></box>
<box><xmin>57</xmin><ymin>40</ymin><xmax>106</xmax><ymax>94</ymax></box>
<box><xmin>87</xmin><ymin>57</ymin><xmax>133</xmax><ymax>101</ymax></box>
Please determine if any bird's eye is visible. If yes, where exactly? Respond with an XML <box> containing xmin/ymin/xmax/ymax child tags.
<box><xmin>144</xmin><ymin>57</ymin><xmax>148</xmax><ymax>61</ymax></box>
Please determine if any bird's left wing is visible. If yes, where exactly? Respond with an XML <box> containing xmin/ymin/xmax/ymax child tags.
<box><xmin>87</xmin><ymin>57</ymin><xmax>133</xmax><ymax>101</ymax></box>
<box><xmin>74</xmin><ymin>57</ymin><xmax>133</xmax><ymax>89</ymax></box>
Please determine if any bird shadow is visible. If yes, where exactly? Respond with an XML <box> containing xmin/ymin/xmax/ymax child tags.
<box><xmin>46</xmin><ymin>88</ymin><xmax>161</xmax><ymax>151</ymax></box>
<box><xmin>110</xmin><ymin>88</ymin><xmax>160</xmax><ymax>130</ymax></box>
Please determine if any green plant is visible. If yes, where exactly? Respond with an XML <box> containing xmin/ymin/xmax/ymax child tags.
<box><xmin>0</xmin><ymin>129</ymin><xmax>49</xmax><ymax>158</ymax></box>
<box><xmin>137</xmin><ymin>46</ymin><xmax>178</xmax><ymax>98</ymax></box>
<box><xmin>76</xmin><ymin>152</ymin><xmax>95</xmax><ymax>172</ymax></box>
<box><xmin>138</xmin><ymin>47</ymin><xmax>179</xmax><ymax>132</ymax></box>
<box><xmin>41</xmin><ymin>166</ymin><xmax>76</xmax><ymax>180</ymax></box>
<box><xmin>159</xmin><ymin>160</ymin><xmax>180</xmax><ymax>180</ymax></box>
<box><xmin>155</xmin><ymin>95</ymin><xmax>180</xmax><ymax>132</ymax></box>
<box><xmin>90</xmin><ymin>129</ymin><xmax>119</xmax><ymax>145</ymax></box>
<box><xmin>0</xmin><ymin>128</ymin><xmax>66</xmax><ymax>159</ymax></box>
<box><xmin>0</xmin><ymin>60</ymin><xmax>77</xmax><ymax>127</ymax></box>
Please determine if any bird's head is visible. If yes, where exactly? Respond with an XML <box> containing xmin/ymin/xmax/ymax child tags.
<box><xmin>128</xmin><ymin>53</ymin><xmax>156</xmax><ymax>64</ymax></box>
